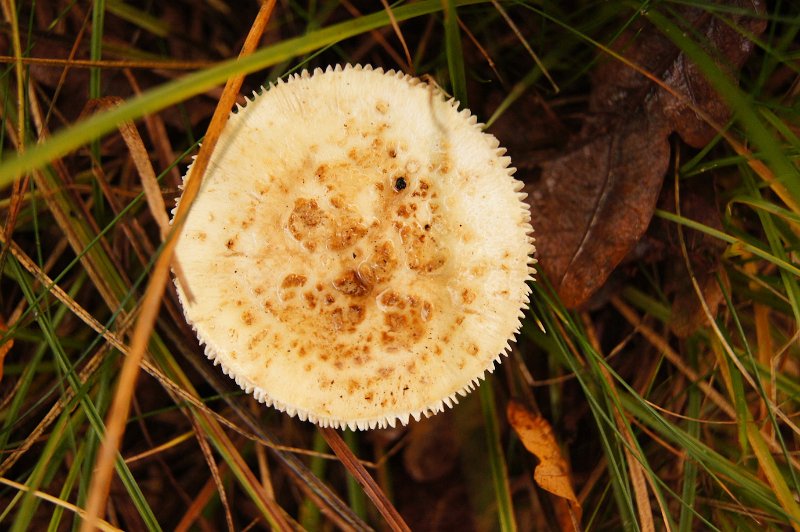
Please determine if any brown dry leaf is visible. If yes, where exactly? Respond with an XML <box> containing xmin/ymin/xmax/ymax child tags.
<box><xmin>590</xmin><ymin>1</ymin><xmax>766</xmax><ymax>146</ymax></box>
<box><xmin>529</xmin><ymin>2</ymin><xmax>765</xmax><ymax>308</ymax></box>
<box><xmin>507</xmin><ymin>401</ymin><xmax>581</xmax><ymax>531</ymax></box>
<box><xmin>530</xmin><ymin>114</ymin><xmax>670</xmax><ymax>308</ymax></box>
<box><xmin>655</xmin><ymin>1</ymin><xmax>767</xmax><ymax>148</ymax></box>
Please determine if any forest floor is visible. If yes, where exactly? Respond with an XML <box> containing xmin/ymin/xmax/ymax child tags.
<box><xmin>1</xmin><ymin>1</ymin><xmax>799</xmax><ymax>530</ymax></box>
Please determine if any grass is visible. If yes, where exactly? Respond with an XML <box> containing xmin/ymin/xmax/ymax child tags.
<box><xmin>1</xmin><ymin>0</ymin><xmax>799</xmax><ymax>530</ymax></box>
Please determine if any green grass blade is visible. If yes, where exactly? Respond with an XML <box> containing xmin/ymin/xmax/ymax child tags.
<box><xmin>443</xmin><ymin>0</ymin><xmax>467</xmax><ymax>105</ymax></box>
<box><xmin>0</xmin><ymin>0</ymin><xmax>487</xmax><ymax>185</ymax></box>
<box><xmin>90</xmin><ymin>0</ymin><xmax>104</xmax><ymax>101</ymax></box>
<box><xmin>298</xmin><ymin>430</ymin><xmax>328</xmax><ymax>529</ymax></box>
<box><xmin>655</xmin><ymin>209</ymin><xmax>800</xmax><ymax>278</ymax></box>
<box><xmin>47</xmin><ymin>442</ymin><xmax>87</xmax><ymax>532</ymax></box>
<box><xmin>479</xmin><ymin>379</ymin><xmax>517</xmax><ymax>531</ymax></box>
<box><xmin>746</xmin><ymin>421</ymin><xmax>800</xmax><ymax>527</ymax></box>
<box><xmin>678</xmin><ymin>348</ymin><xmax>700</xmax><ymax>532</ymax></box>
<box><xmin>8</xmin><ymin>258</ymin><xmax>162</xmax><ymax>531</ymax></box>
<box><xmin>344</xmin><ymin>430</ymin><xmax>368</xmax><ymax>520</ymax></box>
<box><xmin>106</xmin><ymin>0</ymin><xmax>169</xmax><ymax>37</ymax></box>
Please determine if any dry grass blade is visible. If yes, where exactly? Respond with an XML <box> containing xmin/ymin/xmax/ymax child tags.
<box><xmin>92</xmin><ymin>166</ymin><xmax>155</xmax><ymax>266</ymax></box>
<box><xmin>611</xmin><ymin>294</ymin><xmax>800</xmax><ymax>472</ymax></box>
<box><xmin>582</xmin><ymin>318</ymin><xmax>658</xmax><ymax>531</ymax></box>
<box><xmin>0</xmin><ymin>172</ymin><xmax>29</xmax><ymax>269</ymax></box>
<box><xmin>188</xmin><ymin>416</ymin><xmax>235</xmax><ymax>532</ymax></box>
<box><xmin>0</xmin><ymin>233</ymin><xmax>123</xmax><ymax>352</ymax></box>
<box><xmin>490</xmin><ymin>0</ymin><xmax>557</xmax><ymax>92</ymax></box>
<box><xmin>321</xmin><ymin>428</ymin><xmax>409</xmax><ymax>532</ymax></box>
<box><xmin>611</xmin><ymin>296</ymin><xmax>735</xmax><ymax>418</ymax></box>
<box><xmin>0</xmin><ymin>344</ymin><xmax>109</xmax><ymax>476</ymax></box>
<box><xmin>605</xmin><ymin>381</ymin><xmax>656</xmax><ymax>531</ymax></box>
<box><xmin>674</xmin><ymin>178</ymin><xmax>800</xmax><ymax>528</ymax></box>
<box><xmin>0</xmin><ymin>234</ymin><xmax>129</xmax><ymax>478</ymax></box>
<box><xmin>0</xmin><ymin>314</ymin><xmax>12</xmax><ymax>383</ymax></box>
<box><xmin>672</xmin><ymin>175</ymin><xmax>800</xmax><ymax>439</ymax></box>
<box><xmin>85</xmin><ymin>95</ymin><xmax>192</xmax><ymax>294</ymax></box>
<box><xmin>0</xmin><ymin>55</ymin><xmax>215</xmax><ymax>70</ymax></box>
<box><xmin>693</xmin><ymin>275</ymin><xmax>800</xmax><ymax>438</ymax></box>
<box><xmin>26</xmin><ymin>89</ymin><xmax>130</xmax><ymax>310</ymax></box>
<box><xmin>124</xmin><ymin>432</ymin><xmax>194</xmax><ymax>464</ymax></box>
<box><xmin>0</xmin><ymin>0</ymin><xmax>28</xmax><ymax>273</ymax></box>
<box><xmin>0</xmin><ymin>477</ymin><xmax>122</xmax><ymax>532</ymax></box>
<box><xmin>457</xmin><ymin>17</ymin><xmax>502</xmax><ymax>84</ymax></box>
<box><xmin>379</xmin><ymin>0</ymin><xmax>413</xmax><ymax>73</ymax></box>
<box><xmin>190</xmin><ymin>400</ymin><xmax>292</xmax><ymax>530</ymax></box>
<box><xmin>174</xmin><ymin>476</ymin><xmax>218</xmax><ymax>532</ymax></box>
<box><xmin>122</xmin><ymin>69</ymin><xmax>181</xmax><ymax>184</ymax></box>
<box><xmin>753</xmin><ymin>302</ymin><xmax>774</xmax><ymax>429</ymax></box>
<box><xmin>81</xmin><ymin>2</ymin><xmax>277</xmax><ymax>529</ymax></box>
<box><xmin>41</xmin><ymin>7</ymin><xmax>90</xmax><ymax>129</ymax></box>
<box><xmin>0</xmin><ymin>276</ymin><xmax>297</xmax><ymax>529</ymax></box>
<box><xmin>0</xmin><ymin>0</ymin><xmax>24</xmax><ymax>149</ymax></box>
<box><xmin>83</xmin><ymin>97</ymin><xmax>170</xmax><ymax>238</ymax></box>
<box><xmin>341</xmin><ymin>0</ymin><xmax>408</xmax><ymax>69</ymax></box>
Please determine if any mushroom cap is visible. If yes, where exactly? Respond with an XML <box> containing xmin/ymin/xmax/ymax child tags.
<box><xmin>174</xmin><ymin>64</ymin><xmax>535</xmax><ymax>431</ymax></box>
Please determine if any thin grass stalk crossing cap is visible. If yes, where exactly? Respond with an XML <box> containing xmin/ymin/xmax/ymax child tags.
<box><xmin>173</xmin><ymin>64</ymin><xmax>535</xmax><ymax>431</ymax></box>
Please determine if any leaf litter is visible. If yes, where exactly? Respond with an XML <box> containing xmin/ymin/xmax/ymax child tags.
<box><xmin>507</xmin><ymin>400</ymin><xmax>581</xmax><ymax>531</ymax></box>
<box><xmin>658</xmin><ymin>179</ymin><xmax>731</xmax><ymax>338</ymax></box>
<box><xmin>527</xmin><ymin>1</ymin><xmax>766</xmax><ymax>308</ymax></box>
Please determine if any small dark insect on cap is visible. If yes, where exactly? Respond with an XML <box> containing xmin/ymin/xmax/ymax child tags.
<box><xmin>394</xmin><ymin>176</ymin><xmax>407</xmax><ymax>191</ymax></box>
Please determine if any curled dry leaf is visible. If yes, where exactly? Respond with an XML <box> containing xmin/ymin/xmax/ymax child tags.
<box><xmin>529</xmin><ymin>1</ymin><xmax>766</xmax><ymax>308</ymax></box>
<box><xmin>655</xmin><ymin>1</ymin><xmax>767</xmax><ymax>148</ymax></box>
<box><xmin>591</xmin><ymin>1</ymin><xmax>767</xmax><ymax>148</ymax></box>
<box><xmin>507</xmin><ymin>401</ymin><xmax>581</xmax><ymax>531</ymax></box>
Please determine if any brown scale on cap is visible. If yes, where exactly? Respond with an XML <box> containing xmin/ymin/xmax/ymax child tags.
<box><xmin>173</xmin><ymin>65</ymin><xmax>535</xmax><ymax>430</ymax></box>
<box><xmin>271</xmin><ymin>181</ymin><xmax>439</xmax><ymax>353</ymax></box>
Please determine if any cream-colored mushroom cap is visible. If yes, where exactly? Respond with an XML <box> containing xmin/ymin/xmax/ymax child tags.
<box><xmin>174</xmin><ymin>64</ymin><xmax>534</xmax><ymax>431</ymax></box>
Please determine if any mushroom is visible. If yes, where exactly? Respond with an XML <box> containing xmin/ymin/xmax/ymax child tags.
<box><xmin>173</xmin><ymin>64</ymin><xmax>535</xmax><ymax>430</ymax></box>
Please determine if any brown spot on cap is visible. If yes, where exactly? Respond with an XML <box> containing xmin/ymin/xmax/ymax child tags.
<box><xmin>281</xmin><ymin>274</ymin><xmax>308</xmax><ymax>288</ymax></box>
<box><xmin>290</xmin><ymin>198</ymin><xmax>324</xmax><ymax>227</ymax></box>
<box><xmin>461</xmin><ymin>288</ymin><xmax>476</xmax><ymax>305</ymax></box>
<box><xmin>333</xmin><ymin>270</ymin><xmax>370</xmax><ymax>296</ymax></box>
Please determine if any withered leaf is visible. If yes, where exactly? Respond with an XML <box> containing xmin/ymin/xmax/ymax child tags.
<box><xmin>507</xmin><ymin>401</ymin><xmax>581</xmax><ymax>531</ymax></box>
<box><xmin>590</xmin><ymin>1</ymin><xmax>766</xmax><ymax>147</ymax></box>
<box><xmin>528</xmin><ymin>1</ymin><xmax>765</xmax><ymax>308</ymax></box>
<box><xmin>530</xmin><ymin>114</ymin><xmax>670</xmax><ymax>308</ymax></box>
<box><xmin>655</xmin><ymin>1</ymin><xmax>767</xmax><ymax>147</ymax></box>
